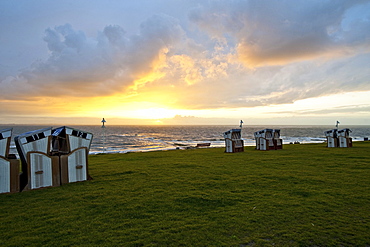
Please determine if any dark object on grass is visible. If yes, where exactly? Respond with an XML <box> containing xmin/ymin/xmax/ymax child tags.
<box><xmin>195</xmin><ymin>143</ymin><xmax>211</xmax><ymax>148</ymax></box>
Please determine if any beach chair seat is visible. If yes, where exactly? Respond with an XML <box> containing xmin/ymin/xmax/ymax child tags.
<box><xmin>60</xmin><ymin>147</ymin><xmax>89</xmax><ymax>184</ymax></box>
<box><xmin>27</xmin><ymin>151</ymin><xmax>60</xmax><ymax>189</ymax></box>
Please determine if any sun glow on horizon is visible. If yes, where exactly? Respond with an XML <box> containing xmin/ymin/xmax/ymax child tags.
<box><xmin>74</xmin><ymin>90</ymin><xmax>370</xmax><ymax>121</ymax></box>
<box><xmin>3</xmin><ymin>89</ymin><xmax>370</xmax><ymax>125</ymax></box>
<box><xmin>124</xmin><ymin>107</ymin><xmax>178</xmax><ymax>119</ymax></box>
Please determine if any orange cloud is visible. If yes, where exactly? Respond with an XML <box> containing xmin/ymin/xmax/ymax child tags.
<box><xmin>168</xmin><ymin>55</ymin><xmax>202</xmax><ymax>85</ymax></box>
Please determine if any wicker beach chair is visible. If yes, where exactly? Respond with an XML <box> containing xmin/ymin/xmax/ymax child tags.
<box><xmin>337</xmin><ymin>128</ymin><xmax>352</xmax><ymax>148</ymax></box>
<box><xmin>0</xmin><ymin>128</ymin><xmax>20</xmax><ymax>193</ymax></box>
<box><xmin>324</xmin><ymin>129</ymin><xmax>338</xmax><ymax>148</ymax></box>
<box><xmin>51</xmin><ymin>126</ymin><xmax>93</xmax><ymax>184</ymax></box>
<box><xmin>223</xmin><ymin>129</ymin><xmax>244</xmax><ymax>153</ymax></box>
<box><xmin>15</xmin><ymin>128</ymin><xmax>60</xmax><ymax>191</ymax></box>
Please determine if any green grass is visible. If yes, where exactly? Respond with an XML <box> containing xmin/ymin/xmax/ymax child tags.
<box><xmin>1</xmin><ymin>142</ymin><xmax>370</xmax><ymax>246</ymax></box>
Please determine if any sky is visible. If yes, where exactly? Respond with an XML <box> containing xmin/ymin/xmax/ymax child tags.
<box><xmin>1</xmin><ymin>0</ymin><xmax>370</xmax><ymax>126</ymax></box>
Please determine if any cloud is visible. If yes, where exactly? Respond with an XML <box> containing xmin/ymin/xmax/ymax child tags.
<box><xmin>139</xmin><ymin>49</ymin><xmax>370</xmax><ymax>109</ymax></box>
<box><xmin>0</xmin><ymin>14</ymin><xmax>185</xmax><ymax>99</ymax></box>
<box><xmin>189</xmin><ymin>0</ymin><xmax>370</xmax><ymax>67</ymax></box>
<box><xmin>1</xmin><ymin>0</ymin><xmax>370</xmax><ymax>118</ymax></box>
<box><xmin>270</xmin><ymin>104</ymin><xmax>370</xmax><ymax>116</ymax></box>
<box><xmin>161</xmin><ymin>115</ymin><xmax>240</xmax><ymax>125</ymax></box>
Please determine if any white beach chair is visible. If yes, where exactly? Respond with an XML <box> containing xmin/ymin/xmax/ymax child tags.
<box><xmin>255</xmin><ymin>129</ymin><xmax>274</xmax><ymax>151</ymax></box>
<box><xmin>223</xmin><ymin>129</ymin><xmax>244</xmax><ymax>153</ymax></box>
<box><xmin>254</xmin><ymin>131</ymin><xmax>261</xmax><ymax>150</ymax></box>
<box><xmin>324</xmin><ymin>129</ymin><xmax>338</xmax><ymax>148</ymax></box>
<box><xmin>337</xmin><ymin>128</ymin><xmax>352</xmax><ymax>148</ymax></box>
<box><xmin>0</xmin><ymin>128</ymin><xmax>20</xmax><ymax>194</ymax></box>
<box><xmin>272</xmin><ymin>129</ymin><xmax>283</xmax><ymax>150</ymax></box>
<box><xmin>51</xmin><ymin>126</ymin><xmax>93</xmax><ymax>184</ymax></box>
<box><xmin>15</xmin><ymin>128</ymin><xmax>60</xmax><ymax>191</ymax></box>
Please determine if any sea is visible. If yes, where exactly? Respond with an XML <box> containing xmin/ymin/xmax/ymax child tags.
<box><xmin>2</xmin><ymin>124</ymin><xmax>370</xmax><ymax>155</ymax></box>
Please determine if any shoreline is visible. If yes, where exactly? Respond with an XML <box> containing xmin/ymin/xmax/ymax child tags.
<box><xmin>8</xmin><ymin>138</ymin><xmax>368</xmax><ymax>156</ymax></box>
<box><xmin>89</xmin><ymin>139</ymin><xmax>369</xmax><ymax>155</ymax></box>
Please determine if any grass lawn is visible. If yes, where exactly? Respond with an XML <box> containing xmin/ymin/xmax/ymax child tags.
<box><xmin>1</xmin><ymin>142</ymin><xmax>370</xmax><ymax>246</ymax></box>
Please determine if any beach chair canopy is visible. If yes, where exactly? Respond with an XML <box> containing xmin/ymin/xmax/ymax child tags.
<box><xmin>337</xmin><ymin>128</ymin><xmax>352</xmax><ymax>137</ymax></box>
<box><xmin>15</xmin><ymin>127</ymin><xmax>52</xmax><ymax>156</ymax></box>
<box><xmin>0</xmin><ymin>128</ymin><xmax>12</xmax><ymax>140</ymax></box>
<box><xmin>223</xmin><ymin>129</ymin><xmax>241</xmax><ymax>139</ymax></box>
<box><xmin>52</xmin><ymin>126</ymin><xmax>93</xmax><ymax>153</ymax></box>
<box><xmin>324</xmin><ymin>129</ymin><xmax>338</xmax><ymax>137</ymax></box>
<box><xmin>0</xmin><ymin>128</ymin><xmax>12</xmax><ymax>157</ymax></box>
<box><xmin>255</xmin><ymin>129</ymin><xmax>273</xmax><ymax>138</ymax></box>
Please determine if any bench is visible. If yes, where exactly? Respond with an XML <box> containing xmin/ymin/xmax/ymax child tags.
<box><xmin>195</xmin><ymin>143</ymin><xmax>211</xmax><ymax>148</ymax></box>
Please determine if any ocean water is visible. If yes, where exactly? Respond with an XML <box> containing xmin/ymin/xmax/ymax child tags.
<box><xmin>2</xmin><ymin>124</ymin><xmax>370</xmax><ymax>155</ymax></box>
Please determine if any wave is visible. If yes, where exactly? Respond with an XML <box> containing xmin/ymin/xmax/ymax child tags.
<box><xmin>4</xmin><ymin>124</ymin><xmax>370</xmax><ymax>155</ymax></box>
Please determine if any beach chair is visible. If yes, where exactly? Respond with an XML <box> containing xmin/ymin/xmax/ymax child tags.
<box><xmin>272</xmin><ymin>129</ymin><xmax>283</xmax><ymax>150</ymax></box>
<box><xmin>324</xmin><ymin>129</ymin><xmax>338</xmax><ymax>148</ymax></box>
<box><xmin>254</xmin><ymin>131</ymin><xmax>261</xmax><ymax>150</ymax></box>
<box><xmin>15</xmin><ymin>128</ymin><xmax>60</xmax><ymax>191</ymax></box>
<box><xmin>255</xmin><ymin>129</ymin><xmax>275</xmax><ymax>151</ymax></box>
<box><xmin>223</xmin><ymin>129</ymin><xmax>244</xmax><ymax>153</ymax></box>
<box><xmin>51</xmin><ymin>126</ymin><xmax>93</xmax><ymax>184</ymax></box>
<box><xmin>0</xmin><ymin>128</ymin><xmax>20</xmax><ymax>194</ymax></box>
<box><xmin>337</xmin><ymin>128</ymin><xmax>352</xmax><ymax>148</ymax></box>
